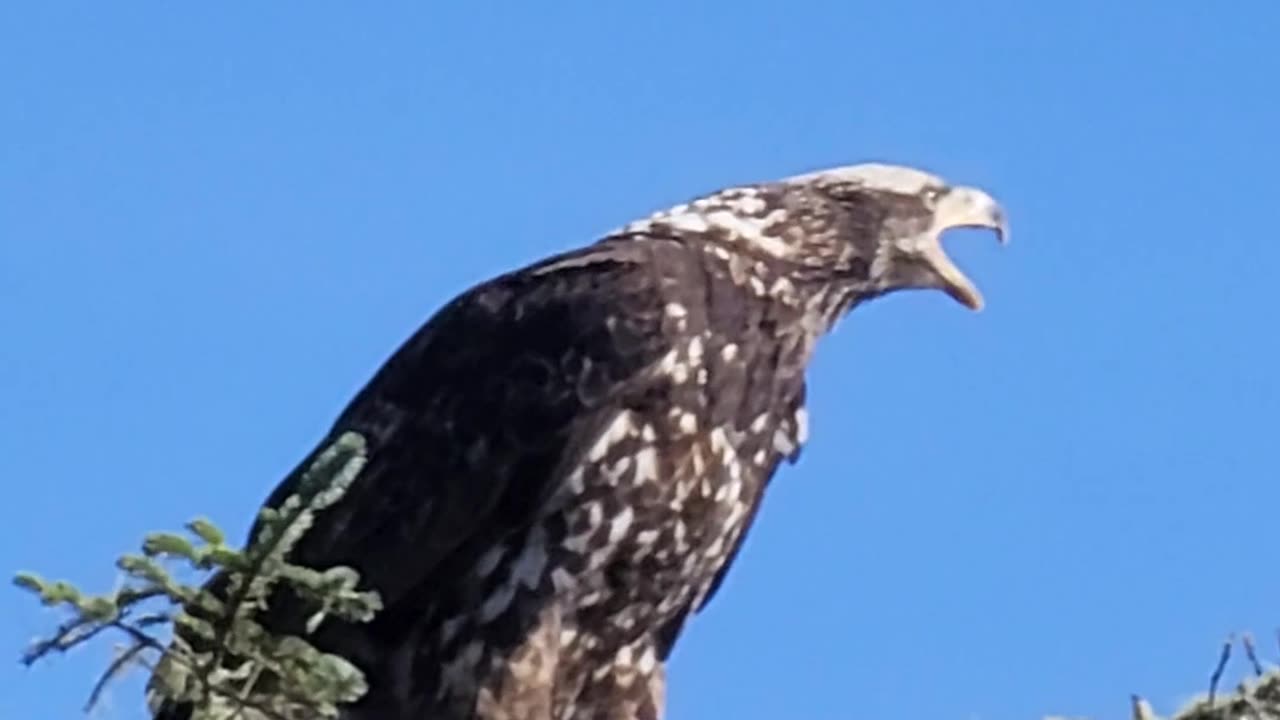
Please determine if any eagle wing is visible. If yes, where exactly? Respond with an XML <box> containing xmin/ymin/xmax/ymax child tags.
<box><xmin>253</xmin><ymin>240</ymin><xmax>674</xmax><ymax>621</ymax></box>
<box><xmin>152</xmin><ymin>240</ymin><xmax>682</xmax><ymax>719</ymax></box>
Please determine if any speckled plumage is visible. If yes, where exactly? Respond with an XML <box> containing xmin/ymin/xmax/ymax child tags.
<box><xmin>152</xmin><ymin>163</ymin><xmax>1007</xmax><ymax>720</ymax></box>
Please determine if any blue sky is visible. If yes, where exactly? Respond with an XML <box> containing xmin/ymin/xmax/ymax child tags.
<box><xmin>3</xmin><ymin>3</ymin><xmax>1278</xmax><ymax>719</ymax></box>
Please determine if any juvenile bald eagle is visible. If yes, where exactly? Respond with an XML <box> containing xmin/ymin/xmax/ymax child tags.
<box><xmin>154</xmin><ymin>163</ymin><xmax>1007</xmax><ymax>720</ymax></box>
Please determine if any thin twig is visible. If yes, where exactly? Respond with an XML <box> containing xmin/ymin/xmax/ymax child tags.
<box><xmin>135</xmin><ymin>611</ymin><xmax>174</xmax><ymax>628</ymax></box>
<box><xmin>1209</xmin><ymin>634</ymin><xmax>1234</xmax><ymax>706</ymax></box>
<box><xmin>22</xmin><ymin>585</ymin><xmax>169</xmax><ymax>665</ymax></box>
<box><xmin>85</xmin><ymin>641</ymin><xmax>150</xmax><ymax>711</ymax></box>
<box><xmin>109</xmin><ymin>620</ymin><xmax>171</xmax><ymax>654</ymax></box>
<box><xmin>23</xmin><ymin>614</ymin><xmax>112</xmax><ymax>665</ymax></box>
<box><xmin>1243</xmin><ymin>633</ymin><xmax>1265</xmax><ymax>676</ymax></box>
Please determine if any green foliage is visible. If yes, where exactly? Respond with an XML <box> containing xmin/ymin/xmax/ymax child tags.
<box><xmin>15</xmin><ymin>431</ymin><xmax>383</xmax><ymax>720</ymax></box>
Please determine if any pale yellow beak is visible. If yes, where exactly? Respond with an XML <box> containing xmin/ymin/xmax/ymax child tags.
<box><xmin>919</xmin><ymin>186</ymin><xmax>1008</xmax><ymax>311</ymax></box>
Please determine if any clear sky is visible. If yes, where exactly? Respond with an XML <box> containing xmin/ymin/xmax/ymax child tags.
<box><xmin>3</xmin><ymin>3</ymin><xmax>1278</xmax><ymax>719</ymax></box>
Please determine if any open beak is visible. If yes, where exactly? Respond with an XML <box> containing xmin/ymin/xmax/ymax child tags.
<box><xmin>920</xmin><ymin>186</ymin><xmax>1008</xmax><ymax>311</ymax></box>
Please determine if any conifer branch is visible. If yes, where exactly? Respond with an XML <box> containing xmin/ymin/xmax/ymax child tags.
<box><xmin>14</xmin><ymin>431</ymin><xmax>383</xmax><ymax>720</ymax></box>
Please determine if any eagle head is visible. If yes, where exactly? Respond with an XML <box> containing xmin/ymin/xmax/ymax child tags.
<box><xmin>617</xmin><ymin>161</ymin><xmax>1007</xmax><ymax>318</ymax></box>
<box><xmin>780</xmin><ymin>163</ymin><xmax>1008</xmax><ymax>311</ymax></box>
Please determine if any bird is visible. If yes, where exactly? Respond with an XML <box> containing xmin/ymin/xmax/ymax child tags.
<box><xmin>150</xmin><ymin>162</ymin><xmax>1007</xmax><ymax>720</ymax></box>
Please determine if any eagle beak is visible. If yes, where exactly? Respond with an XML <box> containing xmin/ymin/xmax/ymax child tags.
<box><xmin>921</xmin><ymin>186</ymin><xmax>1008</xmax><ymax>311</ymax></box>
